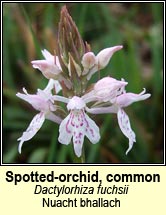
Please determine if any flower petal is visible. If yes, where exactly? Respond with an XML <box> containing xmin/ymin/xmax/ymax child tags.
<box><xmin>87</xmin><ymin>45</ymin><xmax>123</xmax><ymax>80</ymax></box>
<box><xmin>73</xmin><ymin>129</ymin><xmax>84</xmax><ymax>157</ymax></box>
<box><xmin>43</xmin><ymin>79</ymin><xmax>61</xmax><ymax>94</ymax></box>
<box><xmin>54</xmin><ymin>80</ymin><xmax>62</xmax><ymax>94</ymax></box>
<box><xmin>82</xmin><ymin>52</ymin><xmax>96</xmax><ymax>75</ymax></box>
<box><xmin>71</xmin><ymin>110</ymin><xmax>100</xmax><ymax>156</ymax></box>
<box><xmin>17</xmin><ymin>89</ymin><xmax>52</xmax><ymax>112</ymax></box>
<box><xmin>45</xmin><ymin>112</ymin><xmax>62</xmax><ymax>124</ymax></box>
<box><xmin>82</xmin><ymin>77</ymin><xmax>127</xmax><ymax>103</ymax></box>
<box><xmin>41</xmin><ymin>49</ymin><xmax>54</xmax><ymax>62</ymax></box>
<box><xmin>117</xmin><ymin>109</ymin><xmax>136</xmax><ymax>155</ymax></box>
<box><xmin>96</xmin><ymin>45</ymin><xmax>123</xmax><ymax>69</ymax></box>
<box><xmin>86</xmin><ymin>105</ymin><xmax>118</xmax><ymax>114</ymax></box>
<box><xmin>67</xmin><ymin>96</ymin><xmax>86</xmax><ymax>110</ymax></box>
<box><xmin>18</xmin><ymin>113</ymin><xmax>45</xmax><ymax>153</ymax></box>
<box><xmin>31</xmin><ymin>60</ymin><xmax>61</xmax><ymax>79</ymax></box>
<box><xmin>94</xmin><ymin>77</ymin><xmax>128</xmax><ymax>102</ymax></box>
<box><xmin>58</xmin><ymin>114</ymin><xmax>73</xmax><ymax>145</ymax></box>
<box><xmin>116</xmin><ymin>89</ymin><xmax>151</xmax><ymax>108</ymax></box>
<box><xmin>84</xmin><ymin>113</ymin><xmax>100</xmax><ymax>144</ymax></box>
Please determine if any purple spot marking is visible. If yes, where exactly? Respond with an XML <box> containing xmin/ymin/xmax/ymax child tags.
<box><xmin>79</xmin><ymin>132</ymin><xmax>83</xmax><ymax>138</ymax></box>
<box><xmin>66</xmin><ymin>120</ymin><xmax>71</xmax><ymax>133</ymax></box>
<box><xmin>90</xmin><ymin>128</ymin><xmax>94</xmax><ymax>137</ymax></box>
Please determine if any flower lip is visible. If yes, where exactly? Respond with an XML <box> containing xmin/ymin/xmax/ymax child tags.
<box><xmin>67</xmin><ymin>96</ymin><xmax>86</xmax><ymax>110</ymax></box>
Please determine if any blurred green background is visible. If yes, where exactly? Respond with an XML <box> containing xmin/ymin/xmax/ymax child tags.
<box><xmin>3</xmin><ymin>2</ymin><xmax>163</xmax><ymax>164</ymax></box>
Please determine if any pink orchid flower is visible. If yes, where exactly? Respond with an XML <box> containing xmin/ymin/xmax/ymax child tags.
<box><xmin>16</xmin><ymin>79</ymin><xmax>62</xmax><ymax>153</ymax></box>
<box><xmin>86</xmin><ymin>87</ymin><xmax>151</xmax><ymax>155</ymax></box>
<box><xmin>56</xmin><ymin>96</ymin><xmax>100</xmax><ymax>157</ymax></box>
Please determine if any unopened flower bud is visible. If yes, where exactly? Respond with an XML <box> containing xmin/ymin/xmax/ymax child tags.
<box><xmin>81</xmin><ymin>52</ymin><xmax>96</xmax><ymax>72</ymax></box>
<box><xmin>96</xmin><ymin>45</ymin><xmax>123</xmax><ymax>69</ymax></box>
<box><xmin>57</xmin><ymin>6</ymin><xmax>85</xmax><ymax>66</ymax></box>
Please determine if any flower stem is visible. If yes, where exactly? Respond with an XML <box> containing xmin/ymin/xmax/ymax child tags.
<box><xmin>81</xmin><ymin>147</ymin><xmax>85</xmax><ymax>163</ymax></box>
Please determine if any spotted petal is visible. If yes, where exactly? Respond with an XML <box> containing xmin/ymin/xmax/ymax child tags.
<box><xmin>58</xmin><ymin>109</ymin><xmax>100</xmax><ymax>157</ymax></box>
<box><xmin>84</xmin><ymin>113</ymin><xmax>100</xmax><ymax>144</ymax></box>
<box><xmin>73</xmin><ymin>127</ymin><xmax>84</xmax><ymax>157</ymax></box>
<box><xmin>58</xmin><ymin>114</ymin><xmax>73</xmax><ymax>145</ymax></box>
<box><xmin>18</xmin><ymin>112</ymin><xmax>45</xmax><ymax>153</ymax></box>
<box><xmin>117</xmin><ymin>109</ymin><xmax>136</xmax><ymax>155</ymax></box>
<box><xmin>72</xmin><ymin>111</ymin><xmax>100</xmax><ymax>157</ymax></box>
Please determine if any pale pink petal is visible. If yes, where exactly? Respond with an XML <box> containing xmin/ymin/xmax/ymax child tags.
<box><xmin>17</xmin><ymin>90</ymin><xmax>51</xmax><ymax>112</ymax></box>
<box><xmin>67</xmin><ymin>96</ymin><xmax>86</xmax><ymax>110</ymax></box>
<box><xmin>87</xmin><ymin>45</ymin><xmax>123</xmax><ymax>80</ymax></box>
<box><xmin>18</xmin><ymin>113</ymin><xmax>45</xmax><ymax>153</ymax></box>
<box><xmin>116</xmin><ymin>88</ymin><xmax>151</xmax><ymax>107</ymax></box>
<box><xmin>16</xmin><ymin>91</ymin><xmax>30</xmax><ymax>103</ymax></box>
<box><xmin>84</xmin><ymin>113</ymin><xmax>100</xmax><ymax>144</ymax></box>
<box><xmin>94</xmin><ymin>77</ymin><xmax>128</xmax><ymax>102</ymax></box>
<box><xmin>96</xmin><ymin>46</ymin><xmax>123</xmax><ymax>69</ymax></box>
<box><xmin>82</xmin><ymin>52</ymin><xmax>96</xmax><ymax>75</ymax></box>
<box><xmin>41</xmin><ymin>49</ymin><xmax>61</xmax><ymax>70</ymax></box>
<box><xmin>58</xmin><ymin>108</ymin><xmax>100</xmax><ymax>157</ymax></box>
<box><xmin>54</xmin><ymin>80</ymin><xmax>62</xmax><ymax>93</ymax></box>
<box><xmin>45</xmin><ymin>112</ymin><xmax>62</xmax><ymax>124</ymax></box>
<box><xmin>86</xmin><ymin>105</ymin><xmax>118</xmax><ymax>114</ymax></box>
<box><xmin>82</xmin><ymin>77</ymin><xmax>127</xmax><ymax>103</ymax></box>
<box><xmin>42</xmin><ymin>79</ymin><xmax>61</xmax><ymax>94</ymax></box>
<box><xmin>117</xmin><ymin>109</ymin><xmax>136</xmax><ymax>155</ymax></box>
<box><xmin>72</xmin><ymin>110</ymin><xmax>100</xmax><ymax>156</ymax></box>
<box><xmin>43</xmin><ymin>79</ymin><xmax>56</xmax><ymax>92</ymax></box>
<box><xmin>58</xmin><ymin>114</ymin><xmax>73</xmax><ymax>145</ymax></box>
<box><xmin>86</xmin><ymin>66</ymin><xmax>98</xmax><ymax>80</ymax></box>
<box><xmin>73</xmin><ymin>128</ymin><xmax>84</xmax><ymax>157</ymax></box>
<box><xmin>31</xmin><ymin>60</ymin><xmax>61</xmax><ymax>79</ymax></box>
<box><xmin>16</xmin><ymin>91</ymin><xmax>42</xmax><ymax>111</ymax></box>
<box><xmin>53</xmin><ymin>95</ymin><xmax>69</xmax><ymax>103</ymax></box>
<box><xmin>41</xmin><ymin>49</ymin><xmax>54</xmax><ymax>62</ymax></box>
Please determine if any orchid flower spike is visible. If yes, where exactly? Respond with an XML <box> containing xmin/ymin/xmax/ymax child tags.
<box><xmin>16</xmin><ymin>6</ymin><xmax>151</xmax><ymax>161</ymax></box>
